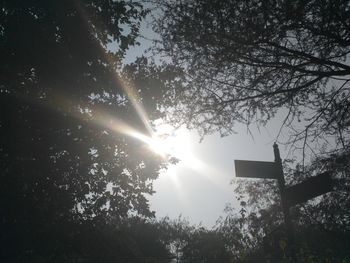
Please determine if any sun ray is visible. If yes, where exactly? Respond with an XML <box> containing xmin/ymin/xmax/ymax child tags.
<box><xmin>74</xmin><ymin>0</ymin><xmax>156</xmax><ymax>138</ymax></box>
<box><xmin>22</xmin><ymin>1</ymin><xmax>228</xmax><ymax>198</ymax></box>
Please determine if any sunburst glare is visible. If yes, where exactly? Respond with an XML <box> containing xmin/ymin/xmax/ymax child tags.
<box><xmin>147</xmin><ymin>124</ymin><xmax>197</xmax><ymax>162</ymax></box>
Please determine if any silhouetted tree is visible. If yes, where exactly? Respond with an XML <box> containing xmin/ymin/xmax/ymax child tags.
<box><xmin>181</xmin><ymin>228</ymin><xmax>231</xmax><ymax>263</ymax></box>
<box><xmin>216</xmin><ymin>197</ymin><xmax>350</xmax><ymax>262</ymax></box>
<box><xmin>0</xmin><ymin>1</ymin><xmax>171</xmax><ymax>261</ymax></box>
<box><xmin>155</xmin><ymin>217</ymin><xmax>233</xmax><ymax>263</ymax></box>
<box><xmin>154</xmin><ymin>0</ymin><xmax>350</xmax><ymax>157</ymax></box>
<box><xmin>151</xmin><ymin>1</ymin><xmax>350</xmax><ymax>261</ymax></box>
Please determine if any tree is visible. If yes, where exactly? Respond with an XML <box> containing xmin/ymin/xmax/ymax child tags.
<box><xmin>15</xmin><ymin>216</ymin><xmax>173</xmax><ymax>263</ymax></box>
<box><xmin>155</xmin><ymin>216</ymin><xmax>233</xmax><ymax>263</ymax></box>
<box><xmin>152</xmin><ymin>1</ymin><xmax>350</xmax><ymax>260</ymax></box>
<box><xmin>181</xmin><ymin>228</ymin><xmax>231</xmax><ymax>263</ymax></box>
<box><xmin>153</xmin><ymin>0</ymin><xmax>350</xmax><ymax>157</ymax></box>
<box><xmin>0</xmin><ymin>1</ymin><xmax>170</xmax><ymax>261</ymax></box>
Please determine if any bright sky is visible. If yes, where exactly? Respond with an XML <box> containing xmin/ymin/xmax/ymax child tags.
<box><xmin>120</xmin><ymin>17</ymin><xmax>290</xmax><ymax>228</ymax></box>
<box><xmin>148</xmin><ymin>125</ymin><xmax>284</xmax><ymax>228</ymax></box>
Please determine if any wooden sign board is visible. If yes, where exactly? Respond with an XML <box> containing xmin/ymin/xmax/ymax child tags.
<box><xmin>283</xmin><ymin>172</ymin><xmax>332</xmax><ymax>207</ymax></box>
<box><xmin>235</xmin><ymin>160</ymin><xmax>280</xmax><ymax>179</ymax></box>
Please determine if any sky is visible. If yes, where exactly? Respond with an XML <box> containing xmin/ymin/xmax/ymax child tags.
<box><xmin>148</xmin><ymin>125</ymin><xmax>286</xmax><ymax>228</ymax></box>
<box><xmin>121</xmin><ymin>16</ymin><xmax>290</xmax><ymax>228</ymax></box>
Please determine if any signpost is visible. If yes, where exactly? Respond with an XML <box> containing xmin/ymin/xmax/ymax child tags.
<box><xmin>234</xmin><ymin>160</ymin><xmax>280</xmax><ymax>179</ymax></box>
<box><xmin>234</xmin><ymin>143</ymin><xmax>333</xmax><ymax>255</ymax></box>
<box><xmin>283</xmin><ymin>172</ymin><xmax>332</xmax><ymax>208</ymax></box>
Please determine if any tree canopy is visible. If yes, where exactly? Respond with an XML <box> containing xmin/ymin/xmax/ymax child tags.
<box><xmin>152</xmin><ymin>0</ymin><xmax>350</xmax><ymax>261</ymax></box>
<box><xmin>0</xmin><ymin>0</ymin><xmax>172</xmax><ymax>261</ymax></box>
<box><xmin>2</xmin><ymin>0</ymin><xmax>350</xmax><ymax>261</ymax></box>
<box><xmin>154</xmin><ymin>0</ymin><xmax>350</xmax><ymax>156</ymax></box>
<box><xmin>153</xmin><ymin>0</ymin><xmax>350</xmax><ymax>233</ymax></box>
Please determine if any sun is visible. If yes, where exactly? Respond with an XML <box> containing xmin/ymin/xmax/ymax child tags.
<box><xmin>147</xmin><ymin>124</ymin><xmax>193</xmax><ymax>161</ymax></box>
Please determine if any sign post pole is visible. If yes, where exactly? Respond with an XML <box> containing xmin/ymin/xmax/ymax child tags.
<box><xmin>234</xmin><ymin>143</ymin><xmax>333</xmax><ymax>259</ymax></box>
<box><xmin>273</xmin><ymin>143</ymin><xmax>294</xmax><ymax>252</ymax></box>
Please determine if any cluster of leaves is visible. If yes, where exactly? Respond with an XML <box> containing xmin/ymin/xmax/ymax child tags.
<box><xmin>111</xmin><ymin>213</ymin><xmax>349</xmax><ymax>263</ymax></box>
<box><xmin>154</xmin><ymin>216</ymin><xmax>232</xmax><ymax>263</ymax></box>
<box><xmin>1</xmin><ymin>216</ymin><xmax>173</xmax><ymax>263</ymax></box>
<box><xmin>2</xmin><ymin>0</ymin><xmax>350</xmax><ymax>261</ymax></box>
<box><xmin>0</xmin><ymin>0</ymin><xmax>174</xmax><ymax>260</ymax></box>
<box><xmin>139</xmin><ymin>0</ymin><xmax>350</xmax><ymax>262</ymax></box>
<box><xmin>153</xmin><ymin>0</ymin><xmax>350</xmax><ymax>155</ymax></box>
<box><xmin>150</xmin><ymin>2</ymin><xmax>350</xmax><ymax>260</ymax></box>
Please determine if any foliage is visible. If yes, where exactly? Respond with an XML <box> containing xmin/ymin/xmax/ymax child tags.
<box><xmin>1</xmin><ymin>216</ymin><xmax>172</xmax><ymax>263</ymax></box>
<box><xmin>152</xmin><ymin>1</ymin><xmax>350</xmax><ymax>260</ymax></box>
<box><xmin>215</xmin><ymin>201</ymin><xmax>350</xmax><ymax>262</ymax></box>
<box><xmin>153</xmin><ymin>0</ymin><xmax>350</xmax><ymax>154</ymax></box>
<box><xmin>0</xmin><ymin>0</ymin><xmax>170</xmax><ymax>261</ymax></box>
<box><xmin>215</xmin><ymin>155</ymin><xmax>350</xmax><ymax>262</ymax></box>
<box><xmin>156</xmin><ymin>216</ymin><xmax>233</xmax><ymax>263</ymax></box>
